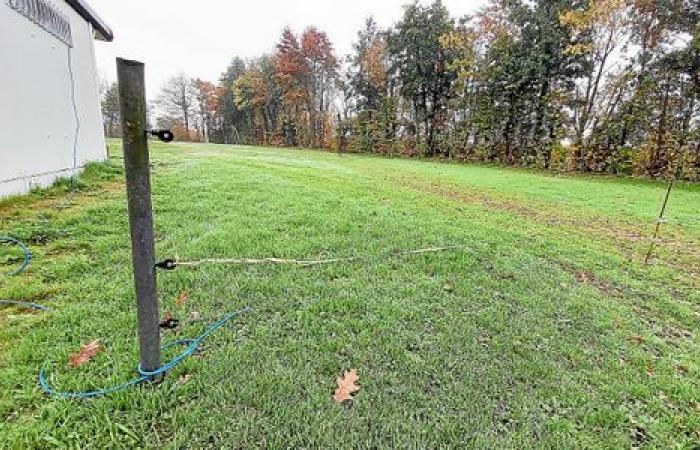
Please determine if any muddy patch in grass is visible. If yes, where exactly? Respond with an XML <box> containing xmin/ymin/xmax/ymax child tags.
<box><xmin>575</xmin><ymin>270</ymin><xmax>623</xmax><ymax>297</ymax></box>
<box><xmin>0</xmin><ymin>180</ymin><xmax>123</xmax><ymax>224</ymax></box>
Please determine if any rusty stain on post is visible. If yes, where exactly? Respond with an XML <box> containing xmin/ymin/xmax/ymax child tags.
<box><xmin>117</xmin><ymin>58</ymin><xmax>160</xmax><ymax>376</ymax></box>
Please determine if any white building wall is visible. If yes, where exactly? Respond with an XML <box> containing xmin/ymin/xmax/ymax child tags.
<box><xmin>0</xmin><ymin>0</ymin><xmax>107</xmax><ymax>197</ymax></box>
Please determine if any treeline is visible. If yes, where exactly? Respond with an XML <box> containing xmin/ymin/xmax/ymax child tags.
<box><xmin>102</xmin><ymin>0</ymin><xmax>700</xmax><ymax>180</ymax></box>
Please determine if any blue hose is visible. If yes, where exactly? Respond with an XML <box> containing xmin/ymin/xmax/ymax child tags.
<box><xmin>0</xmin><ymin>239</ymin><xmax>47</xmax><ymax>311</ymax></box>
<box><xmin>39</xmin><ymin>307</ymin><xmax>252</xmax><ymax>399</ymax></box>
<box><xmin>1</xmin><ymin>237</ymin><xmax>31</xmax><ymax>276</ymax></box>
<box><xmin>0</xmin><ymin>300</ymin><xmax>52</xmax><ymax>312</ymax></box>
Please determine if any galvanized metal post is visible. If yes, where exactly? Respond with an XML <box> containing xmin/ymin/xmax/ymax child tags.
<box><xmin>117</xmin><ymin>58</ymin><xmax>160</xmax><ymax>376</ymax></box>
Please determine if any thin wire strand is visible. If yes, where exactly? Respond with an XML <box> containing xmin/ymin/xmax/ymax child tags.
<box><xmin>173</xmin><ymin>245</ymin><xmax>467</xmax><ymax>268</ymax></box>
<box><xmin>67</xmin><ymin>45</ymin><xmax>80</xmax><ymax>177</ymax></box>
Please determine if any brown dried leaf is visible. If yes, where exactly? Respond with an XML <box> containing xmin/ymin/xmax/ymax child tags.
<box><xmin>646</xmin><ymin>362</ymin><xmax>655</xmax><ymax>378</ymax></box>
<box><xmin>629</xmin><ymin>335</ymin><xmax>645</xmax><ymax>345</ymax></box>
<box><xmin>576</xmin><ymin>271</ymin><xmax>591</xmax><ymax>283</ymax></box>
<box><xmin>333</xmin><ymin>369</ymin><xmax>360</xmax><ymax>404</ymax></box>
<box><xmin>176</xmin><ymin>291</ymin><xmax>189</xmax><ymax>308</ymax></box>
<box><xmin>177</xmin><ymin>374</ymin><xmax>193</xmax><ymax>385</ymax></box>
<box><xmin>68</xmin><ymin>340</ymin><xmax>102</xmax><ymax>368</ymax></box>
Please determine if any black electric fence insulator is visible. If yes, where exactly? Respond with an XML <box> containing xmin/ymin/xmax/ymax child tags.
<box><xmin>155</xmin><ymin>259</ymin><xmax>177</xmax><ymax>271</ymax></box>
<box><xmin>149</xmin><ymin>129</ymin><xmax>174</xmax><ymax>143</ymax></box>
<box><xmin>159</xmin><ymin>316</ymin><xmax>180</xmax><ymax>330</ymax></box>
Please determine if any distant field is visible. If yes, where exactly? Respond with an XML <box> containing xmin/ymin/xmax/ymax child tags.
<box><xmin>1</xmin><ymin>140</ymin><xmax>698</xmax><ymax>447</ymax></box>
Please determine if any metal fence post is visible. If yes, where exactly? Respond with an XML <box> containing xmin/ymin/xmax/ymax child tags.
<box><xmin>117</xmin><ymin>58</ymin><xmax>160</xmax><ymax>376</ymax></box>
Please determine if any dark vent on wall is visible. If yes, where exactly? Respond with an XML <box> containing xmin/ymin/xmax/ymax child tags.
<box><xmin>6</xmin><ymin>0</ymin><xmax>73</xmax><ymax>46</ymax></box>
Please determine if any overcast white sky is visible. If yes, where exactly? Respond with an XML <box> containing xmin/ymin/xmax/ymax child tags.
<box><xmin>90</xmin><ymin>0</ymin><xmax>487</xmax><ymax>100</ymax></box>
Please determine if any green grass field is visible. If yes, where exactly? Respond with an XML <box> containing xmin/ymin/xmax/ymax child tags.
<box><xmin>1</xmin><ymin>140</ymin><xmax>699</xmax><ymax>448</ymax></box>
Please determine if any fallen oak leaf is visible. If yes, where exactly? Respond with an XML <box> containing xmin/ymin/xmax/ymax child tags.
<box><xmin>333</xmin><ymin>369</ymin><xmax>360</xmax><ymax>404</ymax></box>
<box><xmin>68</xmin><ymin>340</ymin><xmax>102</xmax><ymax>368</ymax></box>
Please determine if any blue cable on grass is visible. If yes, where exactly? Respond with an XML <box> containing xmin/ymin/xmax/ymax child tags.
<box><xmin>0</xmin><ymin>237</ymin><xmax>31</xmax><ymax>276</ymax></box>
<box><xmin>0</xmin><ymin>300</ymin><xmax>52</xmax><ymax>312</ymax></box>
<box><xmin>39</xmin><ymin>307</ymin><xmax>252</xmax><ymax>399</ymax></box>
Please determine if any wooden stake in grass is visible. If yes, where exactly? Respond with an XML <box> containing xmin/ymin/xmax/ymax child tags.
<box><xmin>645</xmin><ymin>179</ymin><xmax>675</xmax><ymax>265</ymax></box>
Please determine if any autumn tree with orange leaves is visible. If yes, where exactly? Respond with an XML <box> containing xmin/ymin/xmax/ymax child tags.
<box><xmin>192</xmin><ymin>79</ymin><xmax>219</xmax><ymax>143</ymax></box>
<box><xmin>272</xmin><ymin>27</ymin><xmax>339</xmax><ymax>147</ymax></box>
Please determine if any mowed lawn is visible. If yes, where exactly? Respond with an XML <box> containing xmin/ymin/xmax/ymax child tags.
<box><xmin>1</xmin><ymin>140</ymin><xmax>699</xmax><ymax>448</ymax></box>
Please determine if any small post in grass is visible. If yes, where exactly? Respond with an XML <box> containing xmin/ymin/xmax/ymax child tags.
<box><xmin>644</xmin><ymin>179</ymin><xmax>675</xmax><ymax>265</ymax></box>
<box><xmin>117</xmin><ymin>58</ymin><xmax>160</xmax><ymax>377</ymax></box>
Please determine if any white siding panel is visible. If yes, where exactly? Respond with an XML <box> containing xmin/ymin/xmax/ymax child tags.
<box><xmin>0</xmin><ymin>0</ymin><xmax>107</xmax><ymax>197</ymax></box>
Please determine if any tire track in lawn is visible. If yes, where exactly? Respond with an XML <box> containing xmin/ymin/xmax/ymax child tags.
<box><xmin>387</xmin><ymin>174</ymin><xmax>700</xmax><ymax>280</ymax></box>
